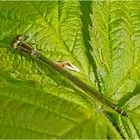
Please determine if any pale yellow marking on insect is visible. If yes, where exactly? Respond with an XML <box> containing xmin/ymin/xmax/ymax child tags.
<box><xmin>56</xmin><ymin>61</ymin><xmax>80</xmax><ymax>72</ymax></box>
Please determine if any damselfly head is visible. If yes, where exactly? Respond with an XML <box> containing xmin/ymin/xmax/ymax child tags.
<box><xmin>11</xmin><ymin>35</ymin><xmax>28</xmax><ymax>48</ymax></box>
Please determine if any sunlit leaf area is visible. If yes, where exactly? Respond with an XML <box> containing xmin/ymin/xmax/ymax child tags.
<box><xmin>0</xmin><ymin>1</ymin><xmax>140</xmax><ymax>139</ymax></box>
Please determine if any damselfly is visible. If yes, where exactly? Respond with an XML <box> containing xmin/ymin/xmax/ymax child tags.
<box><xmin>11</xmin><ymin>35</ymin><xmax>129</xmax><ymax>117</ymax></box>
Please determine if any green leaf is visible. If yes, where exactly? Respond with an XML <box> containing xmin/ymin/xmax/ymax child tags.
<box><xmin>90</xmin><ymin>1</ymin><xmax>140</xmax><ymax>139</ymax></box>
<box><xmin>0</xmin><ymin>1</ymin><xmax>140</xmax><ymax>139</ymax></box>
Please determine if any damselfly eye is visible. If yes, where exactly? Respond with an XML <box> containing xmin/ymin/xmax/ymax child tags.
<box><xmin>17</xmin><ymin>35</ymin><xmax>28</xmax><ymax>41</ymax></box>
<box><xmin>11</xmin><ymin>35</ymin><xmax>28</xmax><ymax>48</ymax></box>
